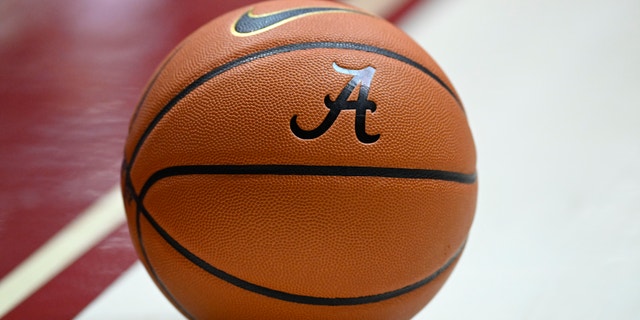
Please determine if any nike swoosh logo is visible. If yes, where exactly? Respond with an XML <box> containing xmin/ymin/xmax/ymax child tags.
<box><xmin>233</xmin><ymin>7</ymin><xmax>364</xmax><ymax>36</ymax></box>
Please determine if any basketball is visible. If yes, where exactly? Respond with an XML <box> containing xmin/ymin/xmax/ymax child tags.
<box><xmin>121</xmin><ymin>0</ymin><xmax>477</xmax><ymax>319</ymax></box>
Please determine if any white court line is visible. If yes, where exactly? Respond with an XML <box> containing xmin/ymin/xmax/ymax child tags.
<box><xmin>0</xmin><ymin>186</ymin><xmax>125</xmax><ymax>318</ymax></box>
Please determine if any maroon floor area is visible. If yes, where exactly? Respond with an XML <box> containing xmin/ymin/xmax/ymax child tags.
<box><xmin>3</xmin><ymin>225</ymin><xmax>135</xmax><ymax>320</ymax></box>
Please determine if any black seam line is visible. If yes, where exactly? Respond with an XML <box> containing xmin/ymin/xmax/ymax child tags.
<box><xmin>128</xmin><ymin>43</ymin><xmax>185</xmax><ymax>133</ymax></box>
<box><xmin>138</xmin><ymin>200</ymin><xmax>466</xmax><ymax>306</ymax></box>
<box><xmin>135</xmin><ymin>204</ymin><xmax>195</xmax><ymax>320</ymax></box>
<box><xmin>126</xmin><ymin>41</ymin><xmax>462</xmax><ymax>172</ymax></box>
<box><xmin>138</xmin><ymin>165</ymin><xmax>477</xmax><ymax>201</ymax></box>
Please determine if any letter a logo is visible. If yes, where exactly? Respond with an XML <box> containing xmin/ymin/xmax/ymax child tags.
<box><xmin>290</xmin><ymin>63</ymin><xmax>380</xmax><ymax>144</ymax></box>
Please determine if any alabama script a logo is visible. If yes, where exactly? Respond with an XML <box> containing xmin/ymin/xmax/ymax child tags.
<box><xmin>290</xmin><ymin>63</ymin><xmax>380</xmax><ymax>144</ymax></box>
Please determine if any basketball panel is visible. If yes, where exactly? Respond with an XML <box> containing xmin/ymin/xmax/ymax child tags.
<box><xmin>138</xmin><ymin>214</ymin><xmax>460</xmax><ymax>320</ymax></box>
<box><xmin>129</xmin><ymin>49</ymin><xmax>475</xmax><ymax>193</ymax></box>
<box><xmin>141</xmin><ymin>174</ymin><xmax>476</xmax><ymax>297</ymax></box>
<box><xmin>124</xmin><ymin>0</ymin><xmax>460</xmax><ymax>164</ymax></box>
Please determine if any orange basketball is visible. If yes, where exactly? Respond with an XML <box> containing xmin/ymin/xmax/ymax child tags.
<box><xmin>121</xmin><ymin>1</ymin><xmax>477</xmax><ymax>319</ymax></box>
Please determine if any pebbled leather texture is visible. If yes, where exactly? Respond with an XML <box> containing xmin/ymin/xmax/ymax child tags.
<box><xmin>121</xmin><ymin>1</ymin><xmax>477</xmax><ymax>319</ymax></box>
